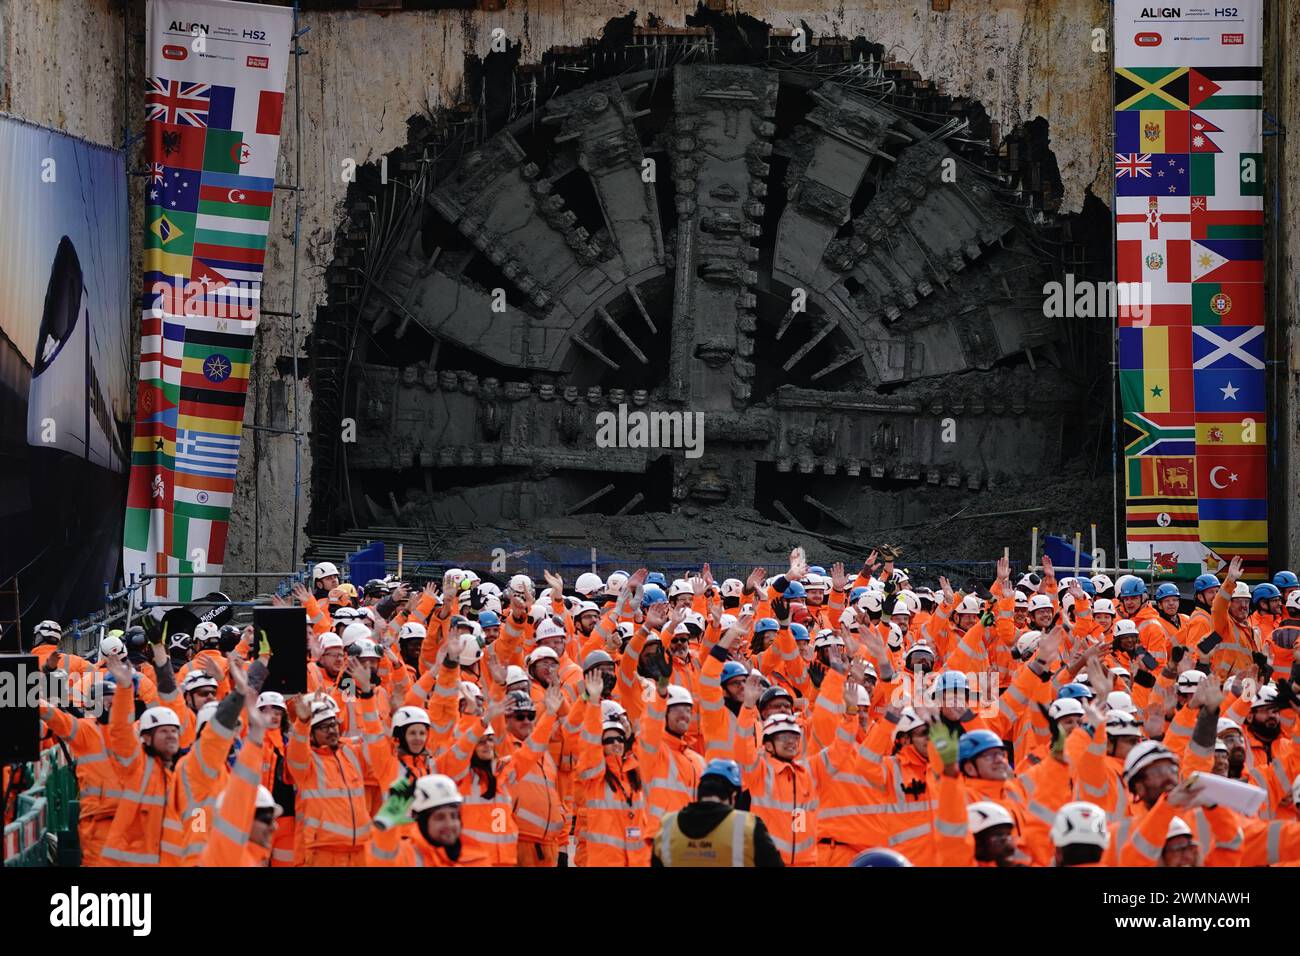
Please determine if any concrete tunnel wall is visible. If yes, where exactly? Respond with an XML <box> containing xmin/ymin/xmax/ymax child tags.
<box><xmin>1</xmin><ymin>0</ymin><xmax>1295</xmax><ymax>593</ymax></box>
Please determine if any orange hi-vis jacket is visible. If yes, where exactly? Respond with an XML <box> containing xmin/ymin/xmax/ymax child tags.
<box><xmin>850</xmin><ymin>719</ymin><xmax>943</xmax><ymax>865</ymax></box>
<box><xmin>1179</xmin><ymin>604</ymin><xmax>1215</xmax><ymax>649</ymax></box>
<box><xmin>1129</xmin><ymin>604</ymin><xmax>1171</xmax><ymax>668</ymax></box>
<box><xmin>740</xmin><ymin>744</ymin><xmax>819</xmax><ymax>866</ymax></box>
<box><xmin>32</xmin><ymin>645</ymin><xmax>93</xmax><ymax>679</ymax></box>
<box><xmin>365</xmin><ymin>826</ymin><xmax>492</xmax><ymax>867</ymax></box>
<box><xmin>944</xmin><ymin>597</ymin><xmax>1015</xmax><ymax>675</ymax></box>
<box><xmin>933</xmin><ymin>772</ymin><xmax>1002</xmax><ymax>866</ymax></box>
<box><xmin>1073</xmin><ymin>719</ymin><xmax>1128</xmax><ymax>822</ymax></box>
<box><xmin>180</xmin><ymin>649</ymin><xmax>231</xmax><ymax>696</ymax></box>
<box><xmin>199</xmin><ymin>725</ymin><xmax>272</xmax><ymax>867</ymax></box>
<box><xmin>170</xmin><ymin>713</ymin><xmax>240</xmax><ymax>865</ymax></box>
<box><xmin>1016</xmin><ymin>738</ymin><xmax>1087</xmax><ymax>865</ymax></box>
<box><xmin>1241</xmin><ymin>816</ymin><xmax>1300</xmax><ymax>865</ymax></box>
<box><xmin>957</xmin><ymin>775</ymin><xmax>1038</xmax><ymax>863</ymax></box>
<box><xmin>438</xmin><ymin>715</ymin><xmax>518</xmax><ymax>865</ymax></box>
<box><xmin>1209</xmin><ymin>588</ymin><xmax>1264</xmax><ymax>679</ymax></box>
<box><xmin>1113</xmin><ymin>792</ymin><xmax>1244</xmax><ymax>866</ymax></box>
<box><xmin>285</xmin><ymin>692</ymin><xmax>397</xmax><ymax>857</ymax></box>
<box><xmin>101</xmin><ymin>681</ymin><xmax>183</xmax><ymax>866</ymax></box>
<box><xmin>1252</xmin><ymin>609</ymin><xmax>1281</xmax><ymax>647</ymax></box>
<box><xmin>301</xmin><ymin>592</ymin><xmax>335</xmax><ymax>636</ymax></box>
<box><xmin>1225</xmin><ymin>698</ymin><xmax>1298</xmax><ymax>821</ymax></box>
<box><xmin>639</xmin><ymin>692</ymin><xmax>705</xmax><ymax>840</ymax></box>
<box><xmin>39</xmin><ymin>705</ymin><xmax>119</xmax><ymax>866</ymax></box>
<box><xmin>255</xmin><ymin>727</ymin><xmax>297</xmax><ymax>867</ymax></box>
<box><xmin>698</xmin><ymin>648</ymin><xmax>758</xmax><ymax>764</ymax></box>
<box><xmin>498</xmin><ymin>709</ymin><xmax>567</xmax><ymax>849</ymax></box>
<box><xmin>574</xmin><ymin>698</ymin><xmax>651</xmax><ymax>866</ymax></box>
<box><xmin>1266</xmin><ymin>618</ymin><xmax>1299</xmax><ymax>684</ymax></box>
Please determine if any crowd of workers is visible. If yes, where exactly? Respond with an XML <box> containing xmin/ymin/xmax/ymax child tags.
<box><xmin>18</xmin><ymin>545</ymin><xmax>1300</xmax><ymax>867</ymax></box>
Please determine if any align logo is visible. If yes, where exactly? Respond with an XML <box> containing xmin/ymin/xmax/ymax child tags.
<box><xmin>50</xmin><ymin>887</ymin><xmax>151</xmax><ymax>937</ymax></box>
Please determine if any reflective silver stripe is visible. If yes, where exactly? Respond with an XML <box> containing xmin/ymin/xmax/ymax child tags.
<box><xmin>272</xmin><ymin>847</ymin><xmax>296</xmax><ymax>862</ymax></box>
<box><xmin>303</xmin><ymin>817</ymin><xmax>370</xmax><ymax>839</ymax></box>
<box><xmin>1167</xmin><ymin>721</ymin><xmax>1193</xmax><ymax>738</ymax></box>
<box><xmin>580</xmin><ymin>730</ymin><xmax>603</xmax><ymax>746</ymax></box>
<box><xmin>1271</xmin><ymin>757</ymin><xmax>1294</xmax><ymax>793</ymax></box>
<box><xmin>935</xmin><ymin>818</ymin><xmax>966</xmax><ymax>838</ymax></box>
<box><xmin>887</xmin><ymin>822</ymin><xmax>933</xmax><ymax>846</ymax></box>
<box><xmin>1026</xmin><ymin>801</ymin><xmax>1056</xmax><ymax>826</ymax></box>
<box><xmin>1081</xmin><ymin>781</ymin><xmax>1110</xmax><ymax>798</ymax></box>
<box><xmin>767</xmin><ymin>832</ymin><xmax>817</xmax><ymax>855</ymax></box>
<box><xmin>1267</xmin><ymin>820</ymin><xmax>1284</xmax><ymax>864</ymax></box>
<box><xmin>462</xmin><ymin>828</ymin><xmax>516</xmax><ymax>845</ymax></box>
<box><xmin>728</xmin><ymin>812</ymin><xmax>744</xmax><ymax>867</ymax></box>
<box><xmin>585</xmin><ymin>831</ymin><xmax>644</xmax><ymax>851</ymax></box>
<box><xmin>370</xmin><ymin>842</ymin><xmax>400</xmax><ymax>861</ymax></box>
<box><xmin>585</xmin><ymin>798</ymin><xmax>645</xmax><ymax>812</ymax></box>
<box><xmin>300</xmin><ymin>788</ymin><xmax>363</xmax><ymax>800</ymax></box>
<box><xmin>213</xmin><ymin>815</ymin><xmax>248</xmax><ymax>845</ymax></box>
<box><xmin>231</xmin><ymin>760</ymin><xmax>260</xmax><ymax>787</ymax></box>
<box><xmin>77</xmin><ymin>750</ymin><xmax>108</xmax><ymax>765</ymax></box>
<box><xmin>818</xmin><ymin>804</ymin><xmax>892</xmax><ymax>819</ymax></box>
<box><xmin>513</xmin><ymin>806</ymin><xmax>550</xmax><ymax>829</ymax></box>
<box><xmin>101</xmin><ymin>847</ymin><xmax>161</xmax><ymax>865</ymax></box>
<box><xmin>1130</xmin><ymin>830</ymin><xmax>1161</xmax><ymax>861</ymax></box>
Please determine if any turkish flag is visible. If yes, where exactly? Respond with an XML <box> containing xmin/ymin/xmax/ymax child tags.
<box><xmin>1197</xmin><ymin>452</ymin><xmax>1266</xmax><ymax>500</ymax></box>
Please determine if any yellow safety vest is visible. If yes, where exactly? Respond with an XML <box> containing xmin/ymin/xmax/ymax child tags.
<box><xmin>657</xmin><ymin>807</ymin><xmax>756</xmax><ymax>867</ymax></box>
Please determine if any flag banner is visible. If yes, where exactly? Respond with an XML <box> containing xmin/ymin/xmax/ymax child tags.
<box><xmin>1115</xmin><ymin>1</ymin><xmax>1266</xmax><ymax>579</ymax></box>
<box><xmin>124</xmin><ymin>0</ymin><xmax>292</xmax><ymax>602</ymax></box>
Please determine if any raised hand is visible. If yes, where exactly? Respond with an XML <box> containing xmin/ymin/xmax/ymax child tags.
<box><xmin>627</xmin><ymin>568</ymin><xmax>649</xmax><ymax>591</ymax></box>
<box><xmin>938</xmin><ymin>575</ymin><xmax>955</xmax><ymax>604</ymax></box>
<box><xmin>863</xmin><ymin>550</ymin><xmax>879</xmax><ymax>575</ymax></box>
<box><xmin>741</xmin><ymin>671</ymin><xmax>762</xmax><ymax>709</ymax></box>
<box><xmin>483</xmin><ymin>696</ymin><xmax>509</xmax><ymax>725</ymax></box>
<box><xmin>543</xmin><ymin>680</ymin><xmax>563</xmax><ymax>715</ymax></box>
<box><xmin>289</xmin><ymin>694</ymin><xmax>311</xmax><ymax>723</ymax></box>
<box><xmin>700</xmin><ymin>563</ymin><xmax>715</xmax><ymax>589</ymax></box>
<box><xmin>1190</xmin><ymin>673</ymin><xmax>1223</xmax><ymax>711</ymax></box>
<box><xmin>691</xmin><ymin>575</ymin><xmax>707</xmax><ymax>597</ymax></box>
<box><xmin>788</xmin><ymin>547</ymin><xmax>807</xmax><ymax>582</ymax></box>
<box><xmin>291</xmin><ymin>583</ymin><xmax>312</xmax><ymax>604</ymax></box>
<box><xmin>485</xmin><ymin>650</ymin><xmax>507</xmax><ymax>686</ymax></box>
<box><xmin>584</xmin><ymin>668</ymin><xmax>604</xmax><ymax>701</ymax></box>
<box><xmin>543</xmin><ymin>570</ymin><xmax>564</xmax><ymax>596</ymax></box>
<box><xmin>996</xmin><ymin>554</ymin><xmax>1010</xmax><ymax>584</ymax></box>
<box><xmin>745</xmin><ymin>566</ymin><xmax>767</xmax><ymax>595</ymax></box>
<box><xmin>830</xmin><ymin>561</ymin><xmax>848</xmax><ymax>592</ymax></box>
<box><xmin>644</xmin><ymin>600</ymin><xmax>670</xmax><ymax>632</ymax></box>
<box><xmin>345</xmin><ymin>657</ymin><xmax>372</xmax><ymax>694</ymax></box>
<box><xmin>1041</xmin><ymin>554</ymin><xmax>1054</xmax><ymax>579</ymax></box>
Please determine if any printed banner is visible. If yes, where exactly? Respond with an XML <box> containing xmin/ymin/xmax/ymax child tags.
<box><xmin>124</xmin><ymin>0</ymin><xmax>292</xmax><ymax>602</ymax></box>
<box><xmin>0</xmin><ymin>118</ymin><xmax>130</xmax><ymax>645</ymax></box>
<box><xmin>1115</xmin><ymin>2</ymin><xmax>1267</xmax><ymax>580</ymax></box>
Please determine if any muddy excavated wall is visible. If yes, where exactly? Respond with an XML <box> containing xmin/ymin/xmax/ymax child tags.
<box><xmin>3</xmin><ymin>0</ymin><xmax>1294</xmax><ymax>588</ymax></box>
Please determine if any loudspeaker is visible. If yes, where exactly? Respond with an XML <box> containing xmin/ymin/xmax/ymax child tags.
<box><xmin>253</xmin><ymin>606</ymin><xmax>308</xmax><ymax>695</ymax></box>
<box><xmin>0</xmin><ymin>655</ymin><xmax>40</xmax><ymax>764</ymax></box>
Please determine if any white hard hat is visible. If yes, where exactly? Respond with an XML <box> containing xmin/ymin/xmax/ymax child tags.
<box><xmin>968</xmin><ymin>800</ymin><xmax>1016</xmax><ymax>835</ymax></box>
<box><xmin>861</xmin><ymin>659</ymin><xmax>877</xmax><ymax>680</ymax></box>
<box><xmin>719</xmin><ymin>613</ymin><xmax>738</xmax><ymax>631</ymax></box>
<box><xmin>1048</xmin><ymin>698</ymin><xmax>1085</xmax><ymax>721</ymax></box>
<box><xmin>458</xmin><ymin>680</ymin><xmax>483</xmax><ymax>700</ymax></box>
<box><xmin>1251</xmin><ymin>684</ymin><xmax>1279</xmax><ymax>709</ymax></box>
<box><xmin>354</xmin><ymin>638</ymin><xmax>382</xmax><ymax>660</ymax></box>
<box><xmin>904</xmin><ymin>639</ymin><xmax>935</xmax><ymax>661</ymax></box>
<box><xmin>1166</xmin><ymin>815</ymin><xmax>1196</xmax><ymax>843</ymax></box>
<box><xmin>508</xmin><ymin>574</ymin><xmax>534</xmax><ymax>595</ymax></box>
<box><xmin>458</xmin><ymin>638</ymin><xmax>483</xmax><ymax>666</ymax></box>
<box><xmin>1231</xmin><ymin>581</ymin><xmax>1252</xmax><ymax>600</ymax></box>
<box><xmin>195</xmin><ymin>701</ymin><xmax>219</xmax><ymax>734</ymax></box>
<box><xmin>1017</xmin><ymin>573</ymin><xmax>1041</xmax><ymax>593</ymax></box>
<box><xmin>1090</xmin><ymin>574</ymin><xmax>1114</xmax><ymax>592</ymax></box>
<box><xmin>34</xmin><ymin>619</ymin><xmax>61</xmax><ymax>638</ymax></box>
<box><xmin>411</xmin><ymin>773</ymin><xmax>463</xmax><ymax>813</ymax></box>
<box><xmin>340</xmin><ymin>622</ymin><xmax>371</xmax><ymax>647</ymax></box>
<box><xmin>181</xmin><ymin>670</ymin><xmax>219</xmax><ymax>693</ymax></box>
<box><xmin>1113</xmin><ymin>619</ymin><xmax>1139</xmax><ymax>637</ymax></box>
<box><xmin>955</xmin><ymin>594</ymin><xmax>983</xmax><ymax>616</ymax></box>
<box><xmin>604</xmin><ymin>572</ymin><xmax>629</xmax><ymax>595</ymax></box>
<box><xmin>139</xmin><ymin>706</ymin><xmax>182</xmax><ymax>732</ymax></box>
<box><xmin>1013</xmin><ymin>592</ymin><xmax>1029</xmax><ymax>608</ymax></box>
<box><xmin>318</xmin><ymin>633</ymin><xmax>344</xmax><ymax>652</ymax></box>
<box><xmin>665</xmin><ymin>684</ymin><xmax>693</xmax><ymax>708</ymax></box>
<box><xmin>1027</xmin><ymin>594</ymin><xmax>1054</xmax><ymax>613</ymax></box>
<box><xmin>761</xmin><ymin>713</ymin><xmax>802</xmax><ymax>739</ymax></box>
<box><xmin>1176</xmin><ymin>669</ymin><xmax>1207</xmax><ymax>692</ymax></box>
<box><xmin>1214</xmin><ymin>738</ymin><xmax>1228</xmax><ymax>754</ymax></box>
<box><xmin>1216</xmin><ymin>717</ymin><xmax>1242</xmax><ymax>736</ymax></box>
<box><xmin>858</xmin><ymin>591</ymin><xmax>884</xmax><ymax>615</ymax></box>
<box><xmin>575</xmin><ymin>600</ymin><xmax>601</xmax><ymax>617</ymax></box>
<box><xmin>601</xmin><ymin>699</ymin><xmax>627</xmax><ymax>721</ymax></box>
<box><xmin>478</xmin><ymin>581</ymin><xmax>502</xmax><ymax>599</ymax></box>
<box><xmin>333</xmin><ymin>607</ymin><xmax>360</xmax><ymax>623</ymax></box>
<box><xmin>855</xmin><ymin>684</ymin><xmax>871</xmax><ymax>707</ymax></box>
<box><xmin>257</xmin><ymin>691</ymin><xmax>286</xmax><ymax>710</ymax></box>
<box><xmin>1123</xmin><ymin>740</ymin><xmax>1177</xmax><ymax>784</ymax></box>
<box><xmin>895</xmin><ymin>707</ymin><xmax>925</xmax><ymax>734</ymax></box>
<box><xmin>308</xmin><ymin>697</ymin><xmax>340</xmax><ymax>727</ymax></box>
<box><xmin>505</xmin><ymin>665</ymin><xmax>530</xmax><ymax>687</ymax></box>
<box><xmin>1051</xmin><ymin>801</ymin><xmax>1110</xmax><ymax>848</ymax></box>
<box><xmin>399</xmin><ymin>622</ymin><xmax>427</xmax><ymax>641</ymax></box>
<box><xmin>887</xmin><ymin>622</ymin><xmax>905</xmax><ymax>650</ymax></box>
<box><xmin>526</xmin><ymin>646</ymin><xmax>559</xmax><ymax>668</ymax></box>
<box><xmin>668</xmin><ymin>579</ymin><xmax>693</xmax><ymax>598</ymax></box>
<box><xmin>534</xmin><ymin>618</ymin><xmax>566</xmax><ymax>643</ymax></box>
<box><xmin>481</xmin><ymin>595</ymin><xmax>502</xmax><ymax>616</ymax></box>
<box><xmin>1105</xmin><ymin>711</ymin><xmax>1143</xmax><ymax>737</ymax></box>
<box><xmin>1091</xmin><ymin>598</ymin><xmax>1116</xmax><ymax>616</ymax></box>
<box><xmin>890</xmin><ymin>600</ymin><xmax>911</xmax><ymax>618</ymax></box>
<box><xmin>1015</xmin><ymin>630</ymin><xmax>1042</xmax><ymax>658</ymax></box>
<box><xmin>616</xmin><ymin>621</ymin><xmax>635</xmax><ymax>641</ymax></box>
<box><xmin>601</xmin><ymin>719</ymin><xmax>629</xmax><ymax>736</ymax></box>
<box><xmin>1109</xmin><ymin>665</ymin><xmax>1131</xmax><ymax>678</ymax></box>
<box><xmin>839</xmin><ymin>608</ymin><xmax>860</xmax><ymax>630</ymax></box>
<box><xmin>813</xmin><ymin>629</ymin><xmax>844</xmax><ymax>648</ymax></box>
<box><xmin>1106</xmin><ymin>691</ymin><xmax>1136</xmax><ymax>713</ymax></box>
<box><xmin>536</xmin><ymin>587</ymin><xmax>554</xmax><ymax>606</ymax></box>
<box><xmin>100</xmin><ymin>635</ymin><xmax>127</xmax><ymax>660</ymax></box>
<box><xmin>312</xmin><ymin>561</ymin><xmax>340</xmax><ymax>580</ymax></box>
<box><xmin>673</xmin><ymin>621</ymin><xmax>692</xmax><ymax>636</ymax></box>
<box><xmin>254</xmin><ymin>785</ymin><xmax>281</xmax><ymax>814</ymax></box>
<box><xmin>194</xmin><ymin>621</ymin><xmax>220</xmax><ymax>643</ymax></box>
<box><xmin>805</xmin><ymin>575</ymin><xmax>829</xmax><ymax>592</ymax></box>
<box><xmin>720</xmin><ymin>579</ymin><xmax>744</xmax><ymax>599</ymax></box>
<box><xmin>575</xmin><ymin>572</ymin><xmax>605</xmax><ymax>597</ymax></box>
<box><xmin>392</xmin><ymin>705</ymin><xmax>431</xmax><ymax>730</ymax></box>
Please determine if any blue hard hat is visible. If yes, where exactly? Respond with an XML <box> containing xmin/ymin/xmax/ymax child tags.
<box><xmin>1058</xmin><ymin>682</ymin><xmax>1096</xmax><ymax>701</ymax></box>
<box><xmin>1252</xmin><ymin>582</ymin><xmax>1281</xmax><ymax>602</ymax></box>
<box><xmin>958</xmin><ymin>730</ymin><xmax>1006</xmax><ymax>764</ymax></box>
<box><xmin>1193</xmin><ymin>573</ymin><xmax>1221</xmax><ymax>593</ymax></box>
<box><xmin>934</xmin><ymin>671</ymin><xmax>969</xmax><ymax>693</ymax></box>
<box><xmin>477</xmin><ymin>610</ymin><xmax>500</xmax><ymax>629</ymax></box>
<box><xmin>789</xmin><ymin>622</ymin><xmax>810</xmax><ymax>642</ymax></box>
<box><xmin>1154</xmin><ymin>583</ymin><xmax>1180</xmax><ymax>602</ymax></box>
<box><xmin>808</xmin><ymin>566</ymin><xmax>827</xmax><ymax>577</ymax></box>
<box><xmin>782</xmin><ymin>580</ymin><xmax>807</xmax><ymax>600</ymax></box>
<box><xmin>849</xmin><ymin>586</ymin><xmax>869</xmax><ymax>603</ymax></box>
<box><xmin>755</xmin><ymin>617</ymin><xmax>779</xmax><ymax>634</ymax></box>
<box><xmin>641</xmin><ymin>585</ymin><xmax>668</xmax><ymax>607</ymax></box>
<box><xmin>1274</xmin><ymin>571</ymin><xmax>1299</xmax><ymax>590</ymax></box>
<box><xmin>850</xmin><ymin>848</ymin><xmax>913</xmax><ymax>867</ymax></box>
<box><xmin>1079</xmin><ymin>577</ymin><xmax>1097</xmax><ymax>597</ymax></box>
<box><xmin>1118</xmin><ymin>578</ymin><xmax>1148</xmax><ymax>599</ymax></box>
<box><xmin>720</xmin><ymin>661</ymin><xmax>748</xmax><ymax>685</ymax></box>
<box><xmin>646</xmin><ymin>572</ymin><xmax>668</xmax><ymax>588</ymax></box>
<box><xmin>700</xmin><ymin>758</ymin><xmax>742</xmax><ymax>789</ymax></box>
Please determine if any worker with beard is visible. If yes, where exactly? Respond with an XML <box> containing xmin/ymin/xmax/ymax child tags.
<box><xmin>1140</xmin><ymin>583</ymin><xmax>1185</xmax><ymax>670</ymax></box>
<box><xmin>639</xmin><ymin>683</ymin><xmax>705</xmax><ymax>840</ymax></box>
<box><xmin>1266</xmin><ymin>590</ymin><xmax>1300</xmax><ymax>684</ymax></box>
<box><xmin>653</xmin><ymin>758</ymin><xmax>782</xmax><ymax>866</ymax></box>
<box><xmin>1206</xmin><ymin>555</ymin><xmax>1265</xmax><ymax>680</ymax></box>
<box><xmin>368</xmin><ymin>774</ymin><xmax>491</xmax><ymax>867</ymax></box>
<box><xmin>1251</xmin><ymin>583</ymin><xmax>1284</xmax><ymax>646</ymax></box>
<box><xmin>438</xmin><ymin>696</ymin><xmax>517</xmax><ymax>865</ymax></box>
<box><xmin>945</xmin><ymin>727</ymin><xmax>1040</xmax><ymax>863</ymax></box>
<box><xmin>1241</xmin><ymin>778</ymin><xmax>1300</xmax><ymax>865</ymax></box>
<box><xmin>1239</xmin><ymin>682</ymin><xmax>1300</xmax><ymax>819</ymax></box>
<box><xmin>1216</xmin><ymin>717</ymin><xmax>1248</xmax><ymax>779</ymax></box>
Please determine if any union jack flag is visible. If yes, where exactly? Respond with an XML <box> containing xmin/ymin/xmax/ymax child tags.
<box><xmin>1116</xmin><ymin>153</ymin><xmax>1153</xmax><ymax>180</ymax></box>
<box><xmin>149</xmin><ymin>162</ymin><xmax>166</xmax><ymax>185</ymax></box>
<box><xmin>146</xmin><ymin>77</ymin><xmax>211</xmax><ymax>127</ymax></box>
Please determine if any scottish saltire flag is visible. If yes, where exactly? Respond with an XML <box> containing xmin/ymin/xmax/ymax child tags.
<box><xmin>1115</xmin><ymin>0</ymin><xmax>1267</xmax><ymax>579</ymax></box>
<box><xmin>123</xmin><ymin>0</ymin><xmax>292</xmax><ymax>602</ymax></box>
